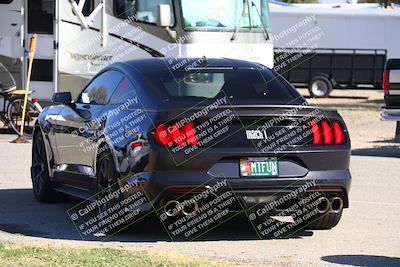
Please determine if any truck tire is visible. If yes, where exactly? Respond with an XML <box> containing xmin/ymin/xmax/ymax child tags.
<box><xmin>309</xmin><ymin>76</ymin><xmax>333</xmax><ymax>98</ymax></box>
<box><xmin>306</xmin><ymin>211</ymin><xmax>342</xmax><ymax>230</ymax></box>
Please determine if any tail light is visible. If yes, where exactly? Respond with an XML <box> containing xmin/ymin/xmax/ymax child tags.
<box><xmin>154</xmin><ymin>124</ymin><xmax>169</xmax><ymax>146</ymax></box>
<box><xmin>332</xmin><ymin>122</ymin><xmax>345</xmax><ymax>145</ymax></box>
<box><xmin>321</xmin><ymin>121</ymin><xmax>334</xmax><ymax>145</ymax></box>
<box><xmin>310</xmin><ymin>121</ymin><xmax>322</xmax><ymax>145</ymax></box>
<box><xmin>383</xmin><ymin>69</ymin><xmax>390</xmax><ymax>94</ymax></box>
<box><xmin>131</xmin><ymin>142</ymin><xmax>143</xmax><ymax>149</ymax></box>
<box><xmin>154</xmin><ymin>122</ymin><xmax>199</xmax><ymax>147</ymax></box>
<box><xmin>309</xmin><ymin>120</ymin><xmax>346</xmax><ymax>145</ymax></box>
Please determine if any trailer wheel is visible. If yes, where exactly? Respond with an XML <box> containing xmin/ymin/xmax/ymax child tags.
<box><xmin>309</xmin><ymin>76</ymin><xmax>333</xmax><ymax>98</ymax></box>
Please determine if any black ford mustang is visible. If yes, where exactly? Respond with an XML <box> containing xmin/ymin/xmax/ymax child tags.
<box><xmin>31</xmin><ymin>58</ymin><xmax>351</xmax><ymax>235</ymax></box>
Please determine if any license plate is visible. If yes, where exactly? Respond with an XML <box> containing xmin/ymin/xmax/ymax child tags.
<box><xmin>240</xmin><ymin>158</ymin><xmax>279</xmax><ymax>177</ymax></box>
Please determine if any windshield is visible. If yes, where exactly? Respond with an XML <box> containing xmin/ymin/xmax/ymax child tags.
<box><xmin>181</xmin><ymin>0</ymin><xmax>270</xmax><ymax>31</ymax></box>
<box><xmin>141</xmin><ymin>68</ymin><xmax>300</xmax><ymax>105</ymax></box>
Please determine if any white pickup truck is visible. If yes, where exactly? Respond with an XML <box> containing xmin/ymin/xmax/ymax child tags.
<box><xmin>381</xmin><ymin>59</ymin><xmax>400</xmax><ymax>141</ymax></box>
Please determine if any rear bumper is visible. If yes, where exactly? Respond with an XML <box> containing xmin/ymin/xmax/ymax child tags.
<box><xmin>381</xmin><ymin>106</ymin><xmax>400</xmax><ymax>121</ymax></box>
<box><xmin>126</xmin><ymin>168</ymin><xmax>351</xmax><ymax>212</ymax></box>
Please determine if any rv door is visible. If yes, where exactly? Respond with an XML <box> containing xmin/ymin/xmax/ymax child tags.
<box><xmin>25</xmin><ymin>0</ymin><xmax>55</xmax><ymax>100</ymax></box>
<box><xmin>0</xmin><ymin>0</ymin><xmax>24</xmax><ymax>91</ymax></box>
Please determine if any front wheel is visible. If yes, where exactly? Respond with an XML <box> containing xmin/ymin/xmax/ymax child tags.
<box><xmin>7</xmin><ymin>97</ymin><xmax>40</xmax><ymax>138</ymax></box>
<box><xmin>31</xmin><ymin>131</ymin><xmax>57</xmax><ymax>202</ymax></box>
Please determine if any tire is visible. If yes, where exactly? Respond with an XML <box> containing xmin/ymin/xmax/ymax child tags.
<box><xmin>395</xmin><ymin>122</ymin><xmax>400</xmax><ymax>143</ymax></box>
<box><xmin>306</xmin><ymin>211</ymin><xmax>342</xmax><ymax>230</ymax></box>
<box><xmin>308</xmin><ymin>76</ymin><xmax>333</xmax><ymax>98</ymax></box>
<box><xmin>96</xmin><ymin>149</ymin><xmax>127</xmax><ymax>234</ymax></box>
<box><xmin>7</xmin><ymin>97</ymin><xmax>40</xmax><ymax>138</ymax></box>
<box><xmin>31</xmin><ymin>131</ymin><xmax>57</xmax><ymax>202</ymax></box>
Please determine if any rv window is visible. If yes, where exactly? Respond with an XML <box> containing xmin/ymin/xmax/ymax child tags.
<box><xmin>0</xmin><ymin>0</ymin><xmax>13</xmax><ymax>4</ymax></box>
<box><xmin>114</xmin><ymin>0</ymin><xmax>174</xmax><ymax>26</ymax></box>
<box><xmin>181</xmin><ymin>0</ymin><xmax>271</xmax><ymax>31</ymax></box>
<box><xmin>28</xmin><ymin>0</ymin><xmax>54</xmax><ymax>34</ymax></box>
<box><xmin>30</xmin><ymin>59</ymin><xmax>53</xmax><ymax>82</ymax></box>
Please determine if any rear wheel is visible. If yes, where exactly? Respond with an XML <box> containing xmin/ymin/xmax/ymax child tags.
<box><xmin>7</xmin><ymin>97</ymin><xmax>40</xmax><ymax>138</ymax></box>
<box><xmin>31</xmin><ymin>131</ymin><xmax>57</xmax><ymax>202</ymax></box>
<box><xmin>96</xmin><ymin>150</ymin><xmax>128</xmax><ymax>234</ymax></box>
<box><xmin>308</xmin><ymin>76</ymin><xmax>333</xmax><ymax>98</ymax></box>
<box><xmin>306</xmin><ymin>211</ymin><xmax>342</xmax><ymax>230</ymax></box>
<box><xmin>96</xmin><ymin>152</ymin><xmax>119</xmax><ymax>214</ymax></box>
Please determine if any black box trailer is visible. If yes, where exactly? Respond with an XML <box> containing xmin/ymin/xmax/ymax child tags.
<box><xmin>274</xmin><ymin>48</ymin><xmax>387</xmax><ymax>97</ymax></box>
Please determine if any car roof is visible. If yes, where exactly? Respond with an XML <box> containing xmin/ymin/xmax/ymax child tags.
<box><xmin>107</xmin><ymin>57</ymin><xmax>266</xmax><ymax>75</ymax></box>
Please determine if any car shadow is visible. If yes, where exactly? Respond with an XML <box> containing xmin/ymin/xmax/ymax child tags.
<box><xmin>322</xmin><ymin>255</ymin><xmax>400</xmax><ymax>267</ymax></box>
<box><xmin>0</xmin><ymin>188</ymin><xmax>314</xmax><ymax>243</ymax></box>
<box><xmin>351</xmin><ymin>148</ymin><xmax>400</xmax><ymax>158</ymax></box>
<box><xmin>371</xmin><ymin>138</ymin><xmax>400</xmax><ymax>144</ymax></box>
<box><xmin>363</xmin><ymin>98</ymin><xmax>386</xmax><ymax>104</ymax></box>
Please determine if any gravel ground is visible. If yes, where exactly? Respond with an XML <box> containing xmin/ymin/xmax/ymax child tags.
<box><xmin>298</xmin><ymin>88</ymin><xmax>384</xmax><ymax>109</ymax></box>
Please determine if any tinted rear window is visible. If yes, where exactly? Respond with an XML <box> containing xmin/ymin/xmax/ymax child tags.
<box><xmin>141</xmin><ymin>68</ymin><xmax>301</xmax><ymax>104</ymax></box>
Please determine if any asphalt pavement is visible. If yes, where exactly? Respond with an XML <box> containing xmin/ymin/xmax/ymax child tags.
<box><xmin>0</xmin><ymin>133</ymin><xmax>399</xmax><ymax>266</ymax></box>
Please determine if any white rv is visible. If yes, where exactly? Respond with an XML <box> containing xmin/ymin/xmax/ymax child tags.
<box><xmin>0</xmin><ymin>0</ymin><xmax>273</xmax><ymax>101</ymax></box>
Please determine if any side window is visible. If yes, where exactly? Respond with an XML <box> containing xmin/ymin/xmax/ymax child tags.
<box><xmin>78</xmin><ymin>71</ymin><xmax>124</xmax><ymax>105</ymax></box>
<box><xmin>109</xmin><ymin>77</ymin><xmax>138</xmax><ymax>107</ymax></box>
<box><xmin>114</xmin><ymin>0</ymin><xmax>174</xmax><ymax>26</ymax></box>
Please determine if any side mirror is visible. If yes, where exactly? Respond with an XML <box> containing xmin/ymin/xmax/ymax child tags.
<box><xmin>157</xmin><ymin>4</ymin><xmax>172</xmax><ymax>27</ymax></box>
<box><xmin>53</xmin><ymin>92</ymin><xmax>72</xmax><ymax>105</ymax></box>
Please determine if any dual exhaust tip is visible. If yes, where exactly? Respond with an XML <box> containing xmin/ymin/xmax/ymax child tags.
<box><xmin>316</xmin><ymin>196</ymin><xmax>344</xmax><ymax>214</ymax></box>
<box><xmin>164</xmin><ymin>199</ymin><xmax>199</xmax><ymax>217</ymax></box>
<box><xmin>164</xmin><ymin>196</ymin><xmax>342</xmax><ymax>217</ymax></box>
